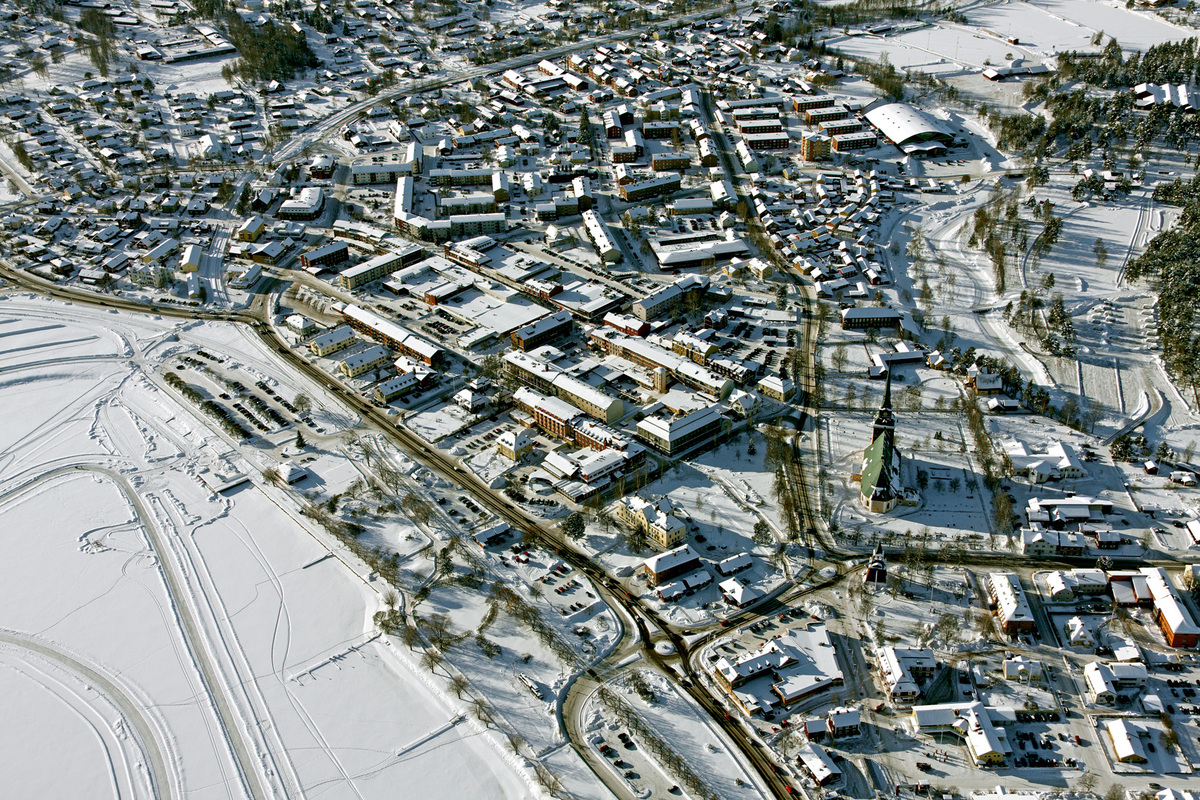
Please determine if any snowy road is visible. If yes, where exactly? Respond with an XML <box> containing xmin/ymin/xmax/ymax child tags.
<box><xmin>0</xmin><ymin>629</ymin><xmax>171</xmax><ymax>800</ymax></box>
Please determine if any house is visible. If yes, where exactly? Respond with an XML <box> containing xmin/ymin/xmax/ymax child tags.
<box><xmin>827</xmin><ymin>707</ymin><xmax>861</xmax><ymax>738</ymax></box>
<box><xmin>618</xmin><ymin>495</ymin><xmax>686</xmax><ymax>549</ymax></box>
<box><xmin>642</xmin><ymin>544</ymin><xmax>701</xmax><ymax>586</ymax></box>
<box><xmin>758</xmin><ymin>375</ymin><xmax>794</xmax><ymax>402</ymax></box>
<box><xmin>1143</xmin><ymin>566</ymin><xmax>1200</xmax><ymax>647</ymax></box>
<box><xmin>1065</xmin><ymin>616</ymin><xmax>1094</xmax><ymax>648</ymax></box>
<box><xmin>1105</xmin><ymin>719</ymin><xmax>1148</xmax><ymax>763</ymax></box>
<box><xmin>1169</xmin><ymin>471</ymin><xmax>1197</xmax><ymax>486</ymax></box>
<box><xmin>453</xmin><ymin>388</ymin><xmax>488</xmax><ymax>412</ymax></box>
<box><xmin>1002</xmin><ymin>656</ymin><xmax>1044</xmax><ymax>682</ymax></box>
<box><xmin>967</xmin><ymin>366</ymin><xmax>1004</xmax><ymax>394</ymax></box>
<box><xmin>797</xmin><ymin>744</ymin><xmax>841</xmax><ymax>785</ymax></box>
<box><xmin>878</xmin><ymin>646</ymin><xmax>935</xmax><ymax>704</ymax></box>
<box><xmin>1084</xmin><ymin>661</ymin><xmax>1148</xmax><ymax>704</ymax></box>
<box><xmin>719</xmin><ymin>578</ymin><xmax>763</xmax><ymax>609</ymax></box>
<box><xmin>236</xmin><ymin>215</ymin><xmax>266</xmax><ymax>242</ymax></box>
<box><xmin>497</xmin><ymin>429</ymin><xmax>535</xmax><ymax>462</ymax></box>
<box><xmin>472</xmin><ymin>522</ymin><xmax>511</xmax><ymax>547</ymax></box>
<box><xmin>804</xmin><ymin>717</ymin><xmax>829</xmax><ymax>741</ymax></box>
<box><xmin>1020</xmin><ymin>526</ymin><xmax>1057</xmax><ymax>557</ymax></box>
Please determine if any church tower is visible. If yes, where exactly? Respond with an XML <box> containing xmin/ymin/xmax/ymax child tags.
<box><xmin>872</xmin><ymin>371</ymin><xmax>895</xmax><ymax>449</ymax></box>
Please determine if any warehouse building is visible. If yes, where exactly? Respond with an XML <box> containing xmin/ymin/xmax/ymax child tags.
<box><xmin>863</xmin><ymin>103</ymin><xmax>955</xmax><ymax>155</ymax></box>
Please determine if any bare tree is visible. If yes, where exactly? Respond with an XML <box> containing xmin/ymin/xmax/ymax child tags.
<box><xmin>448</xmin><ymin>674</ymin><xmax>469</xmax><ymax>698</ymax></box>
<box><xmin>420</xmin><ymin>648</ymin><xmax>444</xmax><ymax>673</ymax></box>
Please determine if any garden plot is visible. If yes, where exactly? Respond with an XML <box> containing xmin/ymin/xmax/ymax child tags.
<box><xmin>846</xmin><ymin>569</ymin><xmax>986</xmax><ymax>656</ymax></box>
<box><xmin>691</xmin><ymin>429</ymin><xmax>795</xmax><ymax>543</ymax></box>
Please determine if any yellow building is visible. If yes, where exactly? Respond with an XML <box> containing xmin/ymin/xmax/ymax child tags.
<box><xmin>236</xmin><ymin>215</ymin><xmax>266</xmax><ymax>242</ymax></box>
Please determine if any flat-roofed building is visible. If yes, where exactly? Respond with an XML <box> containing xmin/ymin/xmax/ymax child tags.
<box><xmin>742</xmin><ymin>131</ymin><xmax>790</xmax><ymax>151</ymax></box>
<box><xmin>738</xmin><ymin>118</ymin><xmax>783</xmax><ymax>135</ymax></box>
<box><xmin>503</xmin><ymin>349</ymin><xmax>623</xmax><ymax>423</ymax></box>
<box><xmin>511</xmin><ymin>310</ymin><xmax>573</xmax><ymax>351</ymax></box>
<box><xmin>651</xmin><ymin>152</ymin><xmax>691</xmax><ymax>171</ymax></box>
<box><xmin>340</xmin><ymin>247</ymin><xmax>422</xmax><ymax>290</ymax></box>
<box><xmin>427</xmin><ymin>167</ymin><xmax>494</xmax><ymax>186</ymax></box>
<box><xmin>841</xmin><ymin>306</ymin><xmax>902</xmax><ymax>330</ymax></box>
<box><xmin>278</xmin><ymin>187</ymin><xmax>326</xmax><ymax>220</ymax></box>
<box><xmin>636</xmin><ymin>406</ymin><xmax>727</xmax><ymax>455</ymax></box>
<box><xmin>619</xmin><ymin>174</ymin><xmax>681</xmax><ymax>202</ymax></box>
<box><xmin>832</xmin><ymin>131</ymin><xmax>878</xmax><ymax>152</ymax></box>
<box><xmin>589</xmin><ymin>327</ymin><xmax>733</xmax><ymax>399</ymax></box>
<box><xmin>513</xmin><ymin>386</ymin><xmax>582</xmax><ymax>440</ymax></box>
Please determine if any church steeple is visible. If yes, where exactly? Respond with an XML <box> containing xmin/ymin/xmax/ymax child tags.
<box><xmin>872</xmin><ymin>371</ymin><xmax>895</xmax><ymax>445</ymax></box>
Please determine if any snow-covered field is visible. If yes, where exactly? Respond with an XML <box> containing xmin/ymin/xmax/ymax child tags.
<box><xmin>0</xmin><ymin>295</ymin><xmax>534</xmax><ymax>799</ymax></box>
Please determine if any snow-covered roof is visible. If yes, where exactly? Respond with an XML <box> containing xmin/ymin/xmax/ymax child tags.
<box><xmin>864</xmin><ymin>103</ymin><xmax>955</xmax><ymax>147</ymax></box>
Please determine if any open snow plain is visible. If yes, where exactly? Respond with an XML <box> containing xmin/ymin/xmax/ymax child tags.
<box><xmin>0</xmin><ymin>294</ymin><xmax>532</xmax><ymax>799</ymax></box>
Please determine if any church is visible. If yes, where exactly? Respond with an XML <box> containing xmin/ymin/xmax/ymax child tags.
<box><xmin>858</xmin><ymin>374</ymin><xmax>904</xmax><ymax>513</ymax></box>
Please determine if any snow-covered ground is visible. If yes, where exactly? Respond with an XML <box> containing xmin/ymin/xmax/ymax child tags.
<box><xmin>0</xmin><ymin>294</ymin><xmax>536</xmax><ymax>799</ymax></box>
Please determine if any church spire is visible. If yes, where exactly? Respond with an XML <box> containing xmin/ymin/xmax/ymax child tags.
<box><xmin>873</xmin><ymin>371</ymin><xmax>895</xmax><ymax>446</ymax></box>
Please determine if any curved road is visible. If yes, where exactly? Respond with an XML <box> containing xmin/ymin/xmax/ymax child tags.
<box><xmin>0</xmin><ymin>462</ymin><xmax>270</xmax><ymax>800</ymax></box>
<box><xmin>0</xmin><ymin>629</ymin><xmax>171</xmax><ymax>800</ymax></box>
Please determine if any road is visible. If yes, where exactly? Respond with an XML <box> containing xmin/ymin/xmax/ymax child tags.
<box><xmin>266</xmin><ymin>4</ymin><xmax>751</xmax><ymax>165</ymax></box>
<box><xmin>0</xmin><ymin>463</ymin><xmax>269</xmax><ymax>800</ymax></box>
<box><xmin>0</xmin><ymin>628</ymin><xmax>173</xmax><ymax>800</ymax></box>
<box><xmin>8</xmin><ymin>192</ymin><xmax>1189</xmax><ymax>800</ymax></box>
